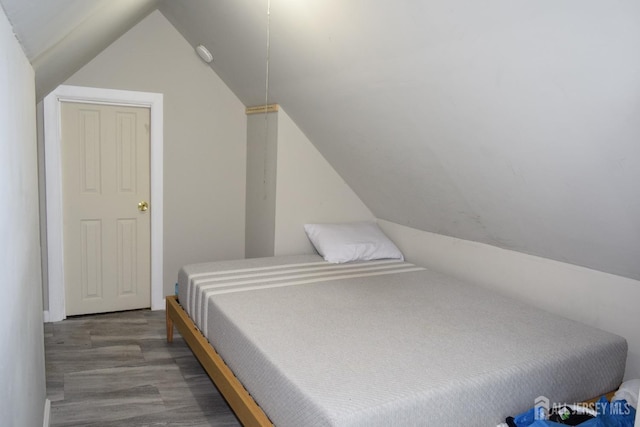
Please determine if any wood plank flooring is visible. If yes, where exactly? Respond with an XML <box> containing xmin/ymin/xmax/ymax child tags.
<box><xmin>45</xmin><ymin>309</ymin><xmax>241</xmax><ymax>426</ymax></box>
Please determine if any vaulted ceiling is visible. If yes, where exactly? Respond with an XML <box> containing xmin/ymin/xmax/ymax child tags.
<box><xmin>2</xmin><ymin>0</ymin><xmax>639</xmax><ymax>280</ymax></box>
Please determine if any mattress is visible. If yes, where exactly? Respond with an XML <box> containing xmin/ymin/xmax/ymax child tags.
<box><xmin>177</xmin><ymin>255</ymin><xmax>627</xmax><ymax>427</ymax></box>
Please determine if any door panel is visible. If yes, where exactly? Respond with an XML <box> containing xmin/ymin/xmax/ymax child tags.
<box><xmin>117</xmin><ymin>218</ymin><xmax>138</xmax><ymax>296</ymax></box>
<box><xmin>62</xmin><ymin>102</ymin><xmax>151</xmax><ymax>316</ymax></box>
<box><xmin>80</xmin><ymin>219</ymin><xmax>103</xmax><ymax>300</ymax></box>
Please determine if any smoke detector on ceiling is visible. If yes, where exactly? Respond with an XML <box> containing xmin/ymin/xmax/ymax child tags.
<box><xmin>195</xmin><ymin>44</ymin><xmax>213</xmax><ymax>63</ymax></box>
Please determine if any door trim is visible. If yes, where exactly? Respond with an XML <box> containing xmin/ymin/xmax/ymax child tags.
<box><xmin>44</xmin><ymin>85</ymin><xmax>163</xmax><ymax>321</ymax></box>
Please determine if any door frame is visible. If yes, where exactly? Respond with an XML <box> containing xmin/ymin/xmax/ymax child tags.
<box><xmin>44</xmin><ymin>85</ymin><xmax>163</xmax><ymax>322</ymax></box>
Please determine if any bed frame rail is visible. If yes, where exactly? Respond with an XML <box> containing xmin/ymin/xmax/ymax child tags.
<box><xmin>166</xmin><ymin>295</ymin><xmax>273</xmax><ymax>427</ymax></box>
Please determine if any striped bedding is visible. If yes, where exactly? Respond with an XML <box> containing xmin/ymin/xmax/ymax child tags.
<box><xmin>177</xmin><ymin>254</ymin><xmax>627</xmax><ymax>427</ymax></box>
<box><xmin>183</xmin><ymin>257</ymin><xmax>424</xmax><ymax>337</ymax></box>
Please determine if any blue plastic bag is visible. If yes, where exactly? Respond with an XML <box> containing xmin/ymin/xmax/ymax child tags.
<box><xmin>595</xmin><ymin>397</ymin><xmax>635</xmax><ymax>427</ymax></box>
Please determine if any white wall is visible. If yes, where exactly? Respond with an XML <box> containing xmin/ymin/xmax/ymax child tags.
<box><xmin>62</xmin><ymin>11</ymin><xmax>247</xmax><ymax>296</ymax></box>
<box><xmin>0</xmin><ymin>7</ymin><xmax>47</xmax><ymax>426</ymax></box>
<box><xmin>245</xmin><ymin>112</ymin><xmax>278</xmax><ymax>258</ymax></box>
<box><xmin>379</xmin><ymin>219</ymin><xmax>640</xmax><ymax>381</ymax></box>
<box><xmin>274</xmin><ymin>108</ymin><xmax>374</xmax><ymax>255</ymax></box>
<box><xmin>36</xmin><ymin>101</ymin><xmax>49</xmax><ymax>309</ymax></box>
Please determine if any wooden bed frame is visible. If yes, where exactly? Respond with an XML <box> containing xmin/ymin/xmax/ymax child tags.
<box><xmin>165</xmin><ymin>295</ymin><xmax>273</xmax><ymax>426</ymax></box>
<box><xmin>166</xmin><ymin>295</ymin><xmax>617</xmax><ymax>426</ymax></box>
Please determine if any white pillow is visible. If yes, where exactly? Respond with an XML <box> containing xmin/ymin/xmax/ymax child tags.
<box><xmin>303</xmin><ymin>222</ymin><xmax>404</xmax><ymax>264</ymax></box>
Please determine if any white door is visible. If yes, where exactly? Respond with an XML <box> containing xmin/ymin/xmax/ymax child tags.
<box><xmin>61</xmin><ymin>102</ymin><xmax>151</xmax><ymax>316</ymax></box>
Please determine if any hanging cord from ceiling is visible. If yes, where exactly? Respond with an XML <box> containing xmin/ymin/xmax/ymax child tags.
<box><xmin>264</xmin><ymin>0</ymin><xmax>271</xmax><ymax>111</ymax></box>
<box><xmin>262</xmin><ymin>0</ymin><xmax>272</xmax><ymax>198</ymax></box>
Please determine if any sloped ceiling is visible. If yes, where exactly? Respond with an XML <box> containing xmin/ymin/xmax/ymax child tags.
<box><xmin>160</xmin><ymin>0</ymin><xmax>640</xmax><ymax>281</ymax></box>
<box><xmin>2</xmin><ymin>0</ymin><xmax>639</xmax><ymax>281</ymax></box>
<box><xmin>0</xmin><ymin>0</ymin><xmax>159</xmax><ymax>99</ymax></box>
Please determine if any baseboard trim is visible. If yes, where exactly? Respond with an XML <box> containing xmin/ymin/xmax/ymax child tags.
<box><xmin>43</xmin><ymin>398</ymin><xmax>51</xmax><ymax>427</ymax></box>
<box><xmin>44</xmin><ymin>300</ymin><xmax>164</xmax><ymax>319</ymax></box>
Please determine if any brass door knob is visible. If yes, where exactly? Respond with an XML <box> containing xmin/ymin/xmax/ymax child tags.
<box><xmin>138</xmin><ymin>201</ymin><xmax>149</xmax><ymax>212</ymax></box>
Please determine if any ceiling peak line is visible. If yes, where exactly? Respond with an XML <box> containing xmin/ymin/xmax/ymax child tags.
<box><xmin>264</xmin><ymin>0</ymin><xmax>271</xmax><ymax>110</ymax></box>
<box><xmin>261</xmin><ymin>0</ymin><xmax>273</xmax><ymax>200</ymax></box>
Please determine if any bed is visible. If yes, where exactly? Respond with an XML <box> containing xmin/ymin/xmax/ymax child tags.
<box><xmin>166</xmin><ymin>254</ymin><xmax>627</xmax><ymax>426</ymax></box>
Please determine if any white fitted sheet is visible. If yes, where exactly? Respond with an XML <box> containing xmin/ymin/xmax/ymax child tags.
<box><xmin>177</xmin><ymin>255</ymin><xmax>627</xmax><ymax>427</ymax></box>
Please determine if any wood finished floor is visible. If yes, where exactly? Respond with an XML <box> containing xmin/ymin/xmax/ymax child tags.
<box><xmin>45</xmin><ymin>309</ymin><xmax>241</xmax><ymax>426</ymax></box>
